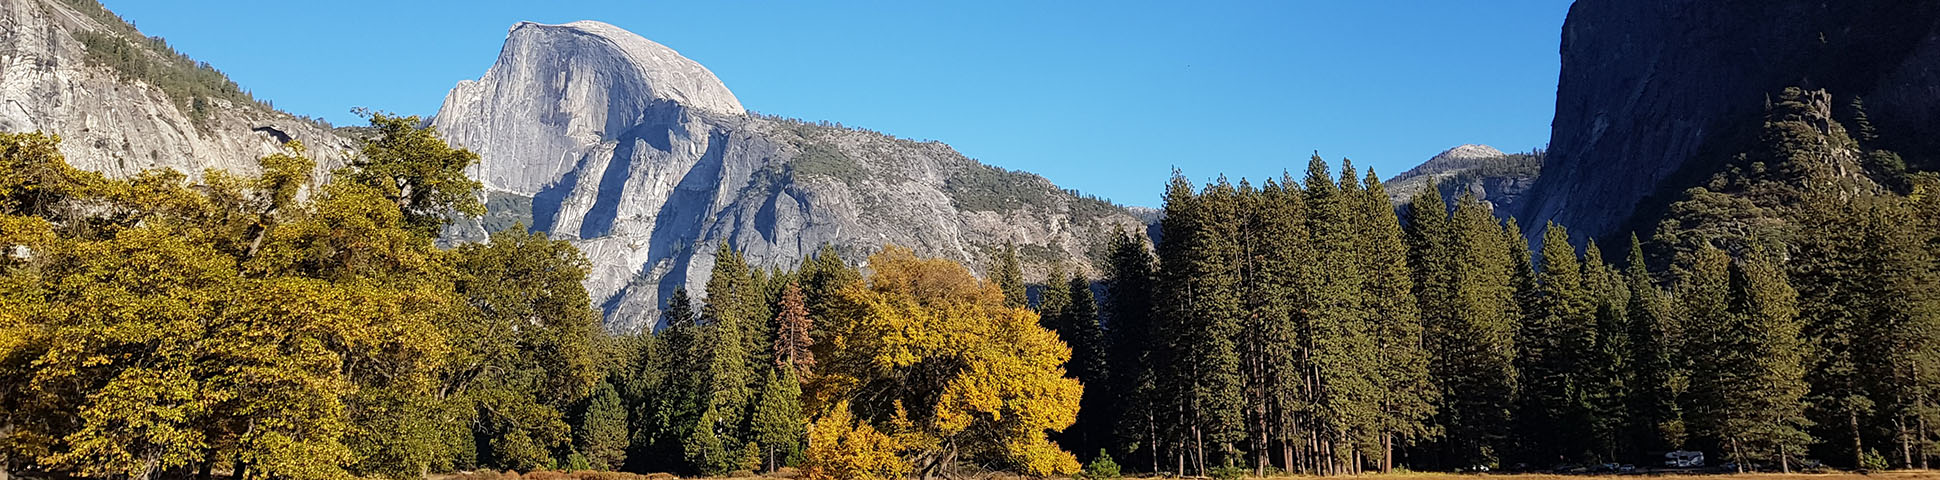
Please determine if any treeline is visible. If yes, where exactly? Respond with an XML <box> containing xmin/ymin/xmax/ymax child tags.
<box><xmin>5</xmin><ymin>85</ymin><xmax>1939</xmax><ymax>480</ymax></box>
<box><xmin>0</xmin><ymin>116</ymin><xmax>619</xmax><ymax>480</ymax></box>
<box><xmin>0</xmin><ymin>117</ymin><xmax>1087</xmax><ymax>480</ymax></box>
<box><xmin>1065</xmin><ymin>87</ymin><xmax>1940</xmax><ymax>477</ymax></box>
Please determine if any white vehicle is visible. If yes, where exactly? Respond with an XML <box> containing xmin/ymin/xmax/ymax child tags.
<box><xmin>1664</xmin><ymin>450</ymin><xmax>1705</xmax><ymax>468</ymax></box>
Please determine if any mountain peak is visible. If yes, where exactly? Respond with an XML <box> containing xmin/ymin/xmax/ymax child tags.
<box><xmin>496</xmin><ymin>20</ymin><xmax>744</xmax><ymax>116</ymax></box>
<box><xmin>1433</xmin><ymin>144</ymin><xmax>1506</xmax><ymax>162</ymax></box>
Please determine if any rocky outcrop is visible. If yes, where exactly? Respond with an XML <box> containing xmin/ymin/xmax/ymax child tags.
<box><xmin>1386</xmin><ymin>144</ymin><xmax>1539</xmax><ymax>215</ymax></box>
<box><xmin>1522</xmin><ymin>0</ymin><xmax>1940</xmax><ymax>241</ymax></box>
<box><xmin>434</xmin><ymin>21</ymin><xmax>1144</xmax><ymax>331</ymax></box>
<box><xmin>0</xmin><ymin>0</ymin><xmax>353</xmax><ymax>178</ymax></box>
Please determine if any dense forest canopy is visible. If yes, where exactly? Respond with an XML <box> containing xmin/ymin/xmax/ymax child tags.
<box><xmin>3</xmin><ymin>85</ymin><xmax>1940</xmax><ymax>480</ymax></box>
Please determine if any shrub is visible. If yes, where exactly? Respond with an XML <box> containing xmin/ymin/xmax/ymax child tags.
<box><xmin>801</xmin><ymin>402</ymin><xmax>908</xmax><ymax>480</ymax></box>
<box><xmin>1209</xmin><ymin>465</ymin><xmax>1249</xmax><ymax>480</ymax></box>
<box><xmin>1080</xmin><ymin>450</ymin><xmax>1121</xmax><ymax>480</ymax></box>
<box><xmin>1861</xmin><ymin>448</ymin><xmax>1889</xmax><ymax>472</ymax></box>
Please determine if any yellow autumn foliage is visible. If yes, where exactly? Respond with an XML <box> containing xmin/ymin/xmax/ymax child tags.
<box><xmin>801</xmin><ymin>401</ymin><xmax>908</xmax><ymax>480</ymax></box>
<box><xmin>810</xmin><ymin>245</ymin><xmax>1082</xmax><ymax>477</ymax></box>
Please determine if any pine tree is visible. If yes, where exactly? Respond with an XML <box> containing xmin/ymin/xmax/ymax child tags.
<box><xmin>750</xmin><ymin>368</ymin><xmax>804</xmax><ymax>472</ymax></box>
<box><xmin>1237</xmin><ymin>176</ymin><xmax>1310</xmax><ymax>475</ymax></box>
<box><xmin>1040</xmin><ymin>263</ymin><xmax>1072</xmax><ymax>330</ymax></box>
<box><xmin>1101</xmin><ymin>227</ymin><xmax>1163</xmax><ymax>472</ymax></box>
<box><xmin>996</xmin><ymin>241</ymin><xmax>1028</xmax><ymax>309</ymax></box>
<box><xmin>1516</xmin><ymin>223</ymin><xmax>1596</xmax><ymax>463</ymax></box>
<box><xmin>1727</xmin><ymin>253</ymin><xmax>1812</xmax><ymax>471</ymax></box>
<box><xmin>773</xmin><ymin>282</ymin><xmax>815</xmax><ymax>379</ymax></box>
<box><xmin>1581</xmin><ymin>240</ymin><xmax>1636</xmax><ymax>462</ymax></box>
<box><xmin>1302</xmin><ymin>158</ymin><xmax>1378</xmax><ymax>474</ymax></box>
<box><xmin>1859</xmin><ymin>200</ymin><xmax>1940</xmax><ymax>468</ymax></box>
<box><xmin>1625</xmin><ymin>235</ymin><xmax>1688</xmax><ymax>452</ymax></box>
<box><xmin>682</xmin><ymin>245</ymin><xmax>764</xmax><ymax>474</ymax></box>
<box><xmin>1061</xmin><ymin>271</ymin><xmax>1111</xmax><ymax>461</ymax></box>
<box><xmin>800</xmin><ymin>244</ymin><xmax>861</xmax><ymax>325</ymax></box>
<box><xmin>577</xmin><ymin>382</ymin><xmax>630</xmax><ymax>471</ymax></box>
<box><xmin>1153</xmin><ymin>172</ymin><xmax>1245</xmax><ymax>475</ymax></box>
<box><xmin>1359</xmin><ymin>170</ymin><xmax>1435</xmax><ymax>472</ymax></box>
<box><xmin>1433</xmin><ymin>192</ymin><xmax>1521</xmax><ymax>469</ymax></box>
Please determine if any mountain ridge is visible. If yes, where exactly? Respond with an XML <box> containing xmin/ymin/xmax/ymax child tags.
<box><xmin>432</xmin><ymin>19</ymin><xmax>1144</xmax><ymax>330</ymax></box>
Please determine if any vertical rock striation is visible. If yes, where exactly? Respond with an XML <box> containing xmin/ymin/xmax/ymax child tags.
<box><xmin>433</xmin><ymin>21</ymin><xmax>1144</xmax><ymax>331</ymax></box>
<box><xmin>0</xmin><ymin>0</ymin><xmax>353</xmax><ymax>178</ymax></box>
<box><xmin>1523</xmin><ymin>0</ymin><xmax>1940</xmax><ymax>242</ymax></box>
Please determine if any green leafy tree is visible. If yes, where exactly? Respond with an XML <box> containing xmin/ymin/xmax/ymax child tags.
<box><xmin>342</xmin><ymin>112</ymin><xmax>485</xmax><ymax>236</ymax></box>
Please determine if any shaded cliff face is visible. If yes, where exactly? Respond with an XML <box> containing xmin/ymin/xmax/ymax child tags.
<box><xmin>0</xmin><ymin>0</ymin><xmax>353</xmax><ymax>177</ymax></box>
<box><xmin>434</xmin><ymin>21</ymin><xmax>1144</xmax><ymax>331</ymax></box>
<box><xmin>1522</xmin><ymin>0</ymin><xmax>1940</xmax><ymax>241</ymax></box>
<box><xmin>1386</xmin><ymin>144</ymin><xmax>1540</xmax><ymax>215</ymax></box>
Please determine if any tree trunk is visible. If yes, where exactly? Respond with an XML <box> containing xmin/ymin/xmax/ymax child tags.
<box><xmin>1731</xmin><ymin>438</ymin><xmax>1747</xmax><ymax>473</ymax></box>
<box><xmin>1781</xmin><ymin>444</ymin><xmax>1792</xmax><ymax>473</ymax></box>
<box><xmin>1852</xmin><ymin>410</ymin><xmax>1866</xmax><ymax>469</ymax></box>
<box><xmin>1193</xmin><ymin>424</ymin><xmax>1207</xmax><ymax>477</ymax></box>
<box><xmin>1904</xmin><ymin>417</ymin><xmax>1916</xmax><ymax>469</ymax></box>
<box><xmin>1923</xmin><ymin>414</ymin><xmax>1933</xmax><ymax>470</ymax></box>
<box><xmin>1149</xmin><ymin>411</ymin><xmax>1161</xmax><ymax>474</ymax></box>
<box><xmin>1384</xmin><ymin>432</ymin><xmax>1395</xmax><ymax>473</ymax></box>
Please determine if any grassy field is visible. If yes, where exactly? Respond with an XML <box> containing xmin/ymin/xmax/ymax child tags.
<box><xmin>1240</xmin><ymin>473</ymin><xmax>1940</xmax><ymax>480</ymax></box>
<box><xmin>444</xmin><ymin>469</ymin><xmax>1940</xmax><ymax>480</ymax></box>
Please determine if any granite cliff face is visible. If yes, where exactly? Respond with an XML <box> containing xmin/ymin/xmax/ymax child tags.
<box><xmin>0</xmin><ymin>0</ymin><xmax>353</xmax><ymax>178</ymax></box>
<box><xmin>434</xmin><ymin>21</ymin><xmax>1144</xmax><ymax>331</ymax></box>
<box><xmin>1522</xmin><ymin>0</ymin><xmax>1940</xmax><ymax>241</ymax></box>
<box><xmin>1385</xmin><ymin>144</ymin><xmax>1540</xmax><ymax>215</ymax></box>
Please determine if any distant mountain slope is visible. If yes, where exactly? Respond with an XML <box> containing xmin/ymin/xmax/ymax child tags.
<box><xmin>1385</xmin><ymin>144</ymin><xmax>1542</xmax><ymax>216</ymax></box>
<box><xmin>1520</xmin><ymin>0</ymin><xmax>1940</xmax><ymax>242</ymax></box>
<box><xmin>434</xmin><ymin>21</ymin><xmax>1144</xmax><ymax>330</ymax></box>
<box><xmin>0</xmin><ymin>0</ymin><xmax>354</xmax><ymax>177</ymax></box>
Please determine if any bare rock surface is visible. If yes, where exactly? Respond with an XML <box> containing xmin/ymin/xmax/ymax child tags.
<box><xmin>0</xmin><ymin>0</ymin><xmax>353</xmax><ymax>178</ymax></box>
<box><xmin>1523</xmin><ymin>1</ymin><xmax>1940</xmax><ymax>242</ymax></box>
<box><xmin>434</xmin><ymin>21</ymin><xmax>1144</xmax><ymax>331</ymax></box>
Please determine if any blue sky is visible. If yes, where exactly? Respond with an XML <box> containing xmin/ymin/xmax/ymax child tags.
<box><xmin>99</xmin><ymin>1</ymin><xmax>1571</xmax><ymax>207</ymax></box>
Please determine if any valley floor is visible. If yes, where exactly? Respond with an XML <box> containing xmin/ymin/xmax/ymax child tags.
<box><xmin>440</xmin><ymin>470</ymin><xmax>1940</xmax><ymax>480</ymax></box>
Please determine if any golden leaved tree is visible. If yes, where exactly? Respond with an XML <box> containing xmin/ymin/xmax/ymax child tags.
<box><xmin>808</xmin><ymin>245</ymin><xmax>1082</xmax><ymax>477</ymax></box>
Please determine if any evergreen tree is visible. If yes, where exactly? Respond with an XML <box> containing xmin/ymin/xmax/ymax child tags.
<box><xmin>1433</xmin><ymin>192</ymin><xmax>1521</xmax><ymax>468</ymax></box>
<box><xmin>1101</xmin><ymin>228</ymin><xmax>1163</xmax><ymax>472</ymax></box>
<box><xmin>1581</xmin><ymin>240</ymin><xmax>1636</xmax><ymax>462</ymax></box>
<box><xmin>1516</xmin><ymin>223</ymin><xmax>1595</xmax><ymax>463</ymax></box>
<box><xmin>1359</xmin><ymin>170</ymin><xmax>1435</xmax><ymax>472</ymax></box>
<box><xmin>1060</xmin><ymin>272</ymin><xmax>1111</xmax><ymax>462</ymax></box>
<box><xmin>1301</xmin><ymin>158</ymin><xmax>1378</xmax><ymax>474</ymax></box>
<box><xmin>577</xmin><ymin>382</ymin><xmax>630</xmax><ymax>471</ymax></box>
<box><xmin>1727</xmin><ymin>253</ymin><xmax>1812</xmax><ymax>471</ymax></box>
<box><xmin>1859</xmin><ymin>200</ymin><xmax>1940</xmax><ymax>468</ymax></box>
<box><xmin>773</xmin><ymin>282</ymin><xmax>815</xmax><ymax>379</ymax></box>
<box><xmin>750</xmin><ymin>368</ymin><xmax>804</xmax><ymax>473</ymax></box>
<box><xmin>1238</xmin><ymin>176</ymin><xmax>1310</xmax><ymax>475</ymax></box>
<box><xmin>996</xmin><ymin>241</ymin><xmax>1028</xmax><ymax>309</ymax></box>
<box><xmin>1040</xmin><ymin>263</ymin><xmax>1072</xmax><ymax>329</ymax></box>
<box><xmin>688</xmin><ymin>245</ymin><xmax>762</xmax><ymax>475</ymax></box>
<box><xmin>799</xmin><ymin>245</ymin><xmax>861</xmax><ymax>325</ymax></box>
<box><xmin>1626</xmin><ymin>235</ymin><xmax>1688</xmax><ymax>452</ymax></box>
<box><xmin>1153</xmin><ymin>172</ymin><xmax>1244</xmax><ymax>475</ymax></box>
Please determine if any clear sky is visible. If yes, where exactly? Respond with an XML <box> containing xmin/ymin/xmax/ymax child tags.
<box><xmin>99</xmin><ymin>1</ymin><xmax>1572</xmax><ymax>207</ymax></box>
